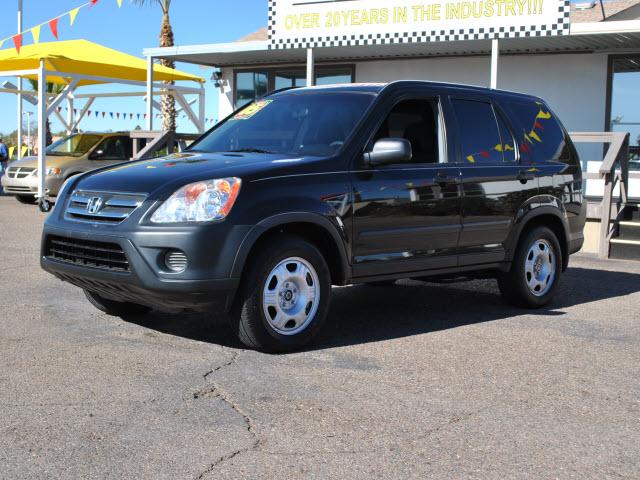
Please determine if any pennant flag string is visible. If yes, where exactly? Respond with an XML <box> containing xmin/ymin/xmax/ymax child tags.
<box><xmin>0</xmin><ymin>1</ymin><xmax>119</xmax><ymax>53</ymax></box>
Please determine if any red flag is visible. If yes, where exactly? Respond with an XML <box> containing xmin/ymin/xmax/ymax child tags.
<box><xmin>12</xmin><ymin>34</ymin><xmax>22</xmax><ymax>54</ymax></box>
<box><xmin>534</xmin><ymin>121</ymin><xmax>544</xmax><ymax>131</ymax></box>
<box><xmin>90</xmin><ymin>0</ymin><xmax>99</xmax><ymax>5</ymax></box>
<box><xmin>144</xmin><ymin>113</ymin><xmax>147</xmax><ymax>119</ymax></box>
<box><xmin>87</xmin><ymin>110</ymin><xmax>92</xmax><ymax>116</ymax></box>
<box><xmin>57</xmin><ymin>106</ymin><xmax>62</xmax><ymax>113</ymax></box>
<box><xmin>49</xmin><ymin>18</ymin><xmax>59</xmax><ymax>39</ymax></box>
<box><xmin>480</xmin><ymin>151</ymin><xmax>490</xmax><ymax>158</ymax></box>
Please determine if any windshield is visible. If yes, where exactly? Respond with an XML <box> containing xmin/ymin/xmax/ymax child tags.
<box><xmin>190</xmin><ymin>92</ymin><xmax>375</xmax><ymax>157</ymax></box>
<box><xmin>46</xmin><ymin>133</ymin><xmax>103</xmax><ymax>157</ymax></box>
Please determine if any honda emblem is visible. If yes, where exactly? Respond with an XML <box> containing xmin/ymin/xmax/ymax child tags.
<box><xmin>86</xmin><ymin>196</ymin><xmax>104</xmax><ymax>214</ymax></box>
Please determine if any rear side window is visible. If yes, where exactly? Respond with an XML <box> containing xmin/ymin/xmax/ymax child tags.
<box><xmin>451</xmin><ymin>98</ymin><xmax>506</xmax><ymax>164</ymax></box>
<box><xmin>501</xmin><ymin>99</ymin><xmax>570</xmax><ymax>164</ymax></box>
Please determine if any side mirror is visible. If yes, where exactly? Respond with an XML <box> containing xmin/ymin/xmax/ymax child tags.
<box><xmin>364</xmin><ymin>138</ymin><xmax>412</xmax><ymax>166</ymax></box>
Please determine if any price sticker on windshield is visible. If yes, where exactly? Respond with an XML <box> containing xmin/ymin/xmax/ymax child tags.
<box><xmin>234</xmin><ymin>100</ymin><xmax>272</xmax><ymax>120</ymax></box>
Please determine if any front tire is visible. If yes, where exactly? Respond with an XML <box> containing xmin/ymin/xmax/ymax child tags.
<box><xmin>84</xmin><ymin>290</ymin><xmax>151</xmax><ymax>316</ymax></box>
<box><xmin>498</xmin><ymin>226</ymin><xmax>562</xmax><ymax>308</ymax></box>
<box><xmin>16</xmin><ymin>195</ymin><xmax>37</xmax><ymax>204</ymax></box>
<box><xmin>228</xmin><ymin>235</ymin><xmax>331</xmax><ymax>353</ymax></box>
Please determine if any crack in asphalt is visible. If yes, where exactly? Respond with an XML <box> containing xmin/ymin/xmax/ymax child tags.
<box><xmin>193</xmin><ymin>350</ymin><xmax>263</xmax><ymax>480</ymax></box>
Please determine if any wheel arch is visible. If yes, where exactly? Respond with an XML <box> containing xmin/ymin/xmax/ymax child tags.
<box><xmin>231</xmin><ymin>213</ymin><xmax>351</xmax><ymax>286</ymax></box>
<box><xmin>507</xmin><ymin>205</ymin><xmax>570</xmax><ymax>271</ymax></box>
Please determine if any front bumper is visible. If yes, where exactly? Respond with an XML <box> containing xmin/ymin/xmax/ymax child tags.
<box><xmin>40</xmin><ymin>222</ymin><xmax>247</xmax><ymax>313</ymax></box>
<box><xmin>1</xmin><ymin>174</ymin><xmax>63</xmax><ymax>196</ymax></box>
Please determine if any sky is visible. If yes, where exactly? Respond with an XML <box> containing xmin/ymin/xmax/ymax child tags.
<box><xmin>0</xmin><ymin>0</ymin><xmax>268</xmax><ymax>138</ymax></box>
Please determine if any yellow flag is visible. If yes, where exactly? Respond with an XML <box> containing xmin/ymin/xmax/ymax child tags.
<box><xmin>0</xmin><ymin>39</ymin><xmax>5</xmax><ymax>49</ymax></box>
<box><xmin>536</xmin><ymin>110</ymin><xmax>551</xmax><ymax>120</ymax></box>
<box><xmin>69</xmin><ymin>7</ymin><xmax>80</xmax><ymax>26</ymax></box>
<box><xmin>466</xmin><ymin>155</ymin><xmax>475</xmax><ymax>163</ymax></box>
<box><xmin>8</xmin><ymin>146</ymin><xmax>15</xmax><ymax>159</ymax></box>
<box><xmin>494</xmin><ymin>143</ymin><xmax>503</xmax><ymax>152</ymax></box>
<box><xmin>21</xmin><ymin>146</ymin><xmax>28</xmax><ymax>157</ymax></box>
<box><xmin>524</xmin><ymin>133</ymin><xmax>533</xmax><ymax>144</ymax></box>
<box><xmin>31</xmin><ymin>25</ymin><xmax>41</xmax><ymax>44</ymax></box>
<box><xmin>504</xmin><ymin>144</ymin><xmax>514</xmax><ymax>151</ymax></box>
<box><xmin>117</xmin><ymin>0</ymin><xmax>123</xmax><ymax>6</ymax></box>
<box><xmin>529</xmin><ymin>130</ymin><xmax>542</xmax><ymax>142</ymax></box>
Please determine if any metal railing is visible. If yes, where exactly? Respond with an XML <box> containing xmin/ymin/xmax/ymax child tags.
<box><xmin>570</xmin><ymin>132</ymin><xmax>630</xmax><ymax>258</ymax></box>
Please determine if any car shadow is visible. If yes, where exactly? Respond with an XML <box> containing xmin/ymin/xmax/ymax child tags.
<box><xmin>120</xmin><ymin>265</ymin><xmax>640</xmax><ymax>351</ymax></box>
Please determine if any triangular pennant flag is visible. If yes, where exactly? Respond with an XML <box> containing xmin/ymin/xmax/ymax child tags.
<box><xmin>116</xmin><ymin>0</ymin><xmax>123</xmax><ymax>7</ymax></box>
<box><xmin>504</xmin><ymin>144</ymin><xmax>514</xmax><ymax>151</ymax></box>
<box><xmin>529</xmin><ymin>130</ymin><xmax>542</xmax><ymax>142</ymax></box>
<box><xmin>87</xmin><ymin>110</ymin><xmax>92</xmax><ymax>116</ymax></box>
<box><xmin>95</xmin><ymin>111</ymin><xmax>99</xmax><ymax>118</ymax></box>
<box><xmin>49</xmin><ymin>18</ymin><xmax>59</xmax><ymax>39</ymax></box>
<box><xmin>494</xmin><ymin>144</ymin><xmax>503</xmax><ymax>152</ymax></box>
<box><xmin>129</xmin><ymin>113</ymin><xmax>133</xmax><ymax>119</ymax></box>
<box><xmin>136</xmin><ymin>113</ymin><xmax>140</xmax><ymax>120</ymax></box>
<box><xmin>102</xmin><ymin>112</ymin><xmax>106</xmax><ymax>118</ymax></box>
<box><xmin>90</xmin><ymin>0</ymin><xmax>99</xmax><ymax>5</ymax></box>
<box><xmin>69</xmin><ymin>8</ymin><xmax>80</xmax><ymax>26</ymax></box>
<box><xmin>116</xmin><ymin>112</ymin><xmax>120</xmax><ymax>119</ymax></box>
<box><xmin>534</xmin><ymin>121</ymin><xmax>544</xmax><ymax>131</ymax></box>
<box><xmin>12</xmin><ymin>34</ymin><xmax>22</xmax><ymax>54</ymax></box>
<box><xmin>73</xmin><ymin>108</ymin><xmax>77</xmax><ymax>115</ymax></box>
<box><xmin>144</xmin><ymin>113</ymin><xmax>147</xmax><ymax>119</ymax></box>
<box><xmin>480</xmin><ymin>151</ymin><xmax>490</xmax><ymax>158</ymax></box>
<box><xmin>466</xmin><ymin>155</ymin><xmax>475</xmax><ymax>163</ymax></box>
<box><xmin>21</xmin><ymin>146</ymin><xmax>28</xmax><ymax>157</ymax></box>
<box><xmin>57</xmin><ymin>106</ymin><xmax>62</xmax><ymax>113</ymax></box>
<box><xmin>8</xmin><ymin>146</ymin><xmax>15</xmax><ymax>159</ymax></box>
<box><xmin>109</xmin><ymin>112</ymin><xmax>113</xmax><ymax>118</ymax></box>
<box><xmin>536</xmin><ymin>110</ymin><xmax>551</xmax><ymax>120</ymax></box>
<box><xmin>31</xmin><ymin>25</ymin><xmax>41</xmax><ymax>44</ymax></box>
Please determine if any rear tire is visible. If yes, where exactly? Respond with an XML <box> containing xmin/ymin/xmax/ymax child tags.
<box><xmin>84</xmin><ymin>290</ymin><xmax>151</xmax><ymax>316</ymax></box>
<box><xmin>227</xmin><ymin>235</ymin><xmax>331</xmax><ymax>353</ymax></box>
<box><xmin>16</xmin><ymin>195</ymin><xmax>37</xmax><ymax>204</ymax></box>
<box><xmin>498</xmin><ymin>226</ymin><xmax>562</xmax><ymax>308</ymax></box>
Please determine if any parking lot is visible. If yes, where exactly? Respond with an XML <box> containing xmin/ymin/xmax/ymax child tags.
<box><xmin>0</xmin><ymin>195</ymin><xmax>639</xmax><ymax>479</ymax></box>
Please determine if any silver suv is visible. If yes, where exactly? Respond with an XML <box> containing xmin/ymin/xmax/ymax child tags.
<box><xmin>1</xmin><ymin>132</ymin><xmax>133</xmax><ymax>204</ymax></box>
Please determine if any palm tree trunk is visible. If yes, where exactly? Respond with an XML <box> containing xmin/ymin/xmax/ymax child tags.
<box><xmin>159</xmin><ymin>12</ymin><xmax>176</xmax><ymax>133</ymax></box>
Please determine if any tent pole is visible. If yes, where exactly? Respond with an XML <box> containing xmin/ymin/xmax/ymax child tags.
<box><xmin>17</xmin><ymin>0</ymin><xmax>23</xmax><ymax>161</ymax></box>
<box><xmin>198</xmin><ymin>86</ymin><xmax>205</xmax><ymax>133</ymax></box>
<box><xmin>490</xmin><ymin>38</ymin><xmax>499</xmax><ymax>89</ymax></box>
<box><xmin>67</xmin><ymin>97</ymin><xmax>74</xmax><ymax>134</ymax></box>
<box><xmin>37</xmin><ymin>58</ymin><xmax>46</xmax><ymax>203</ymax></box>
<box><xmin>146</xmin><ymin>56</ymin><xmax>154</xmax><ymax>130</ymax></box>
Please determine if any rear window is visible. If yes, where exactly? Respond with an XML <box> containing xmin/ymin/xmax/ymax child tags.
<box><xmin>501</xmin><ymin>99</ymin><xmax>571</xmax><ymax>164</ymax></box>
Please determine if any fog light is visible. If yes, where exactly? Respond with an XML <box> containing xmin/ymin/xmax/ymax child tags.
<box><xmin>165</xmin><ymin>250</ymin><xmax>187</xmax><ymax>272</ymax></box>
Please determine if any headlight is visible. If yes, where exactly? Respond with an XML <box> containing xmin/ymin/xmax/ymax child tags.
<box><xmin>150</xmin><ymin>178</ymin><xmax>242</xmax><ymax>223</ymax></box>
<box><xmin>45</xmin><ymin>167</ymin><xmax>62</xmax><ymax>176</ymax></box>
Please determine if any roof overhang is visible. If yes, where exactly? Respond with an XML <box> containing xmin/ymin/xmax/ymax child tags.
<box><xmin>143</xmin><ymin>20</ymin><xmax>640</xmax><ymax>68</ymax></box>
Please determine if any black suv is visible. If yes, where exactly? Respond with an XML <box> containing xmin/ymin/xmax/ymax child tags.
<box><xmin>41</xmin><ymin>82</ymin><xmax>585</xmax><ymax>352</ymax></box>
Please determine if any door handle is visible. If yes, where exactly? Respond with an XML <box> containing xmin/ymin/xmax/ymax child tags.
<box><xmin>517</xmin><ymin>170</ymin><xmax>536</xmax><ymax>183</ymax></box>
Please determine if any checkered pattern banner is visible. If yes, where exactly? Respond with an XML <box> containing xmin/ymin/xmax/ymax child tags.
<box><xmin>268</xmin><ymin>0</ymin><xmax>571</xmax><ymax>50</ymax></box>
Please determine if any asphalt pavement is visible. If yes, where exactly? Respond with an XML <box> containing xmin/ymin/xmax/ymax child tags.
<box><xmin>1</xmin><ymin>195</ymin><xmax>639</xmax><ymax>479</ymax></box>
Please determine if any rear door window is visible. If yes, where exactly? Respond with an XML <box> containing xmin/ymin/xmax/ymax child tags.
<box><xmin>450</xmin><ymin>98</ymin><xmax>504</xmax><ymax>164</ymax></box>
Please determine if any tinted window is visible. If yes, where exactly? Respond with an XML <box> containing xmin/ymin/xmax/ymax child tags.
<box><xmin>191</xmin><ymin>92</ymin><xmax>375</xmax><ymax>157</ymax></box>
<box><xmin>46</xmin><ymin>134</ymin><xmax>102</xmax><ymax>157</ymax></box>
<box><xmin>373</xmin><ymin>99</ymin><xmax>439</xmax><ymax>164</ymax></box>
<box><xmin>496</xmin><ymin>109</ymin><xmax>516</xmax><ymax>162</ymax></box>
<box><xmin>451</xmin><ymin>99</ymin><xmax>502</xmax><ymax>164</ymax></box>
<box><xmin>92</xmin><ymin>136</ymin><xmax>130</xmax><ymax>161</ymax></box>
<box><xmin>236</xmin><ymin>71</ymin><xmax>268</xmax><ymax>108</ymax></box>
<box><xmin>502</xmin><ymin>99</ymin><xmax>569</xmax><ymax>163</ymax></box>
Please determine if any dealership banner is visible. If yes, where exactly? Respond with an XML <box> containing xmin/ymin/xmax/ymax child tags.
<box><xmin>268</xmin><ymin>0</ymin><xmax>570</xmax><ymax>49</ymax></box>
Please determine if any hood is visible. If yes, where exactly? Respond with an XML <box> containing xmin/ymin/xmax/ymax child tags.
<box><xmin>7</xmin><ymin>155</ymin><xmax>77</xmax><ymax>169</ymax></box>
<box><xmin>74</xmin><ymin>151</ymin><xmax>328</xmax><ymax>195</ymax></box>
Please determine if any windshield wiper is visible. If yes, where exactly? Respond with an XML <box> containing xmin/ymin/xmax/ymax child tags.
<box><xmin>225</xmin><ymin>148</ymin><xmax>273</xmax><ymax>154</ymax></box>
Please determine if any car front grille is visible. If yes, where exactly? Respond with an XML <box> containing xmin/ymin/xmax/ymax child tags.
<box><xmin>6</xmin><ymin>167</ymin><xmax>36</xmax><ymax>179</ymax></box>
<box><xmin>4</xmin><ymin>186</ymin><xmax>34</xmax><ymax>193</ymax></box>
<box><xmin>45</xmin><ymin>235</ymin><xmax>130</xmax><ymax>272</ymax></box>
<box><xmin>65</xmin><ymin>190</ymin><xmax>146</xmax><ymax>224</ymax></box>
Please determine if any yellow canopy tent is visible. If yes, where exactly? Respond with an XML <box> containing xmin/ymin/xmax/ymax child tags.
<box><xmin>0</xmin><ymin>40</ymin><xmax>206</xmax><ymax>210</ymax></box>
<box><xmin>0</xmin><ymin>39</ymin><xmax>203</xmax><ymax>85</ymax></box>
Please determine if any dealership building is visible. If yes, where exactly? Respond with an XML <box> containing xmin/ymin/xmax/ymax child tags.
<box><xmin>144</xmin><ymin>0</ymin><xmax>640</xmax><ymax>140</ymax></box>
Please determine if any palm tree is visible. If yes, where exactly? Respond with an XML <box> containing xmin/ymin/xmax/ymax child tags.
<box><xmin>27</xmin><ymin>79</ymin><xmax>65</xmax><ymax>146</ymax></box>
<box><xmin>132</xmin><ymin>0</ymin><xmax>177</xmax><ymax>132</ymax></box>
